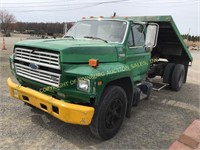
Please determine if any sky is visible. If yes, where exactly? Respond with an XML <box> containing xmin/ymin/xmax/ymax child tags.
<box><xmin>0</xmin><ymin>0</ymin><xmax>199</xmax><ymax>36</ymax></box>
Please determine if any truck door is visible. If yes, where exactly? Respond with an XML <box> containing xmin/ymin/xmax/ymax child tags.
<box><xmin>126</xmin><ymin>23</ymin><xmax>151</xmax><ymax>82</ymax></box>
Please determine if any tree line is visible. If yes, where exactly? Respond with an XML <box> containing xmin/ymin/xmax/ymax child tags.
<box><xmin>10</xmin><ymin>22</ymin><xmax>68</xmax><ymax>35</ymax></box>
<box><xmin>182</xmin><ymin>34</ymin><xmax>200</xmax><ymax>42</ymax></box>
<box><xmin>0</xmin><ymin>10</ymin><xmax>73</xmax><ymax>36</ymax></box>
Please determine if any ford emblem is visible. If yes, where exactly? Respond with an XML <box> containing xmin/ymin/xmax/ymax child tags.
<box><xmin>29</xmin><ymin>63</ymin><xmax>39</xmax><ymax>70</ymax></box>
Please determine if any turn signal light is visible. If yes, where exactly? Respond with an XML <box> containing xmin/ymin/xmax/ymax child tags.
<box><xmin>90</xmin><ymin>16</ymin><xmax>94</xmax><ymax>18</ymax></box>
<box><xmin>89</xmin><ymin>59</ymin><xmax>99</xmax><ymax>67</ymax></box>
<box><xmin>82</xmin><ymin>17</ymin><xmax>86</xmax><ymax>19</ymax></box>
<box><xmin>97</xmin><ymin>81</ymin><xmax>103</xmax><ymax>86</ymax></box>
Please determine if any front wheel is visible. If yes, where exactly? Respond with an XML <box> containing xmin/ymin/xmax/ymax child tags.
<box><xmin>89</xmin><ymin>86</ymin><xmax>127</xmax><ymax>140</ymax></box>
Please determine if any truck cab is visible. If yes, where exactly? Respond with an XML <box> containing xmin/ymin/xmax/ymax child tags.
<box><xmin>8</xmin><ymin>16</ymin><xmax>192</xmax><ymax>140</ymax></box>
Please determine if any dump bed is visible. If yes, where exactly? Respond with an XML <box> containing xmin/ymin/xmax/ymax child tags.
<box><xmin>127</xmin><ymin>16</ymin><xmax>193</xmax><ymax>62</ymax></box>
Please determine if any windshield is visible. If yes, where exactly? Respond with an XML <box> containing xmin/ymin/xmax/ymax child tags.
<box><xmin>65</xmin><ymin>20</ymin><xmax>128</xmax><ymax>43</ymax></box>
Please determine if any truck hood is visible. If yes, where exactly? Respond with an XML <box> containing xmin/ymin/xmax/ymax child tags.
<box><xmin>15</xmin><ymin>38</ymin><xmax>119</xmax><ymax>63</ymax></box>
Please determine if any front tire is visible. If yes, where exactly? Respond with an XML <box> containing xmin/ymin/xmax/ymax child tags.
<box><xmin>89</xmin><ymin>86</ymin><xmax>127</xmax><ymax>140</ymax></box>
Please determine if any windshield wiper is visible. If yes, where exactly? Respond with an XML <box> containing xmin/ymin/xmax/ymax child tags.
<box><xmin>63</xmin><ymin>35</ymin><xmax>74</xmax><ymax>39</ymax></box>
<box><xmin>84</xmin><ymin>36</ymin><xmax>108</xmax><ymax>43</ymax></box>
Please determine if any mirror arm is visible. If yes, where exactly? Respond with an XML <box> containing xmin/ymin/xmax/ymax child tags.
<box><xmin>145</xmin><ymin>46</ymin><xmax>153</xmax><ymax>52</ymax></box>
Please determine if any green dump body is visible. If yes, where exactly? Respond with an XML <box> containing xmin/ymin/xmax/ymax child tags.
<box><xmin>124</xmin><ymin>15</ymin><xmax>193</xmax><ymax>62</ymax></box>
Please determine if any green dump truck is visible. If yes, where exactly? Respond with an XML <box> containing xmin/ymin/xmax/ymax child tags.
<box><xmin>8</xmin><ymin>16</ymin><xmax>193</xmax><ymax>140</ymax></box>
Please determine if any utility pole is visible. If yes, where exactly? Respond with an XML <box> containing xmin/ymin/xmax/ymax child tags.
<box><xmin>0</xmin><ymin>22</ymin><xmax>2</xmax><ymax>37</ymax></box>
<box><xmin>0</xmin><ymin>14</ymin><xmax>3</xmax><ymax>37</ymax></box>
<box><xmin>186</xmin><ymin>28</ymin><xmax>190</xmax><ymax>41</ymax></box>
<box><xmin>63</xmin><ymin>23</ymin><xmax>68</xmax><ymax>35</ymax></box>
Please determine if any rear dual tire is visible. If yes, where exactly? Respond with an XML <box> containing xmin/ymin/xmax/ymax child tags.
<box><xmin>171</xmin><ymin>64</ymin><xmax>185</xmax><ymax>91</ymax></box>
<box><xmin>163</xmin><ymin>63</ymin><xmax>185</xmax><ymax>91</ymax></box>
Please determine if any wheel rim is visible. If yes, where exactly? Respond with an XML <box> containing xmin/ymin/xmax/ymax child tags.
<box><xmin>105</xmin><ymin>99</ymin><xmax>123</xmax><ymax>129</ymax></box>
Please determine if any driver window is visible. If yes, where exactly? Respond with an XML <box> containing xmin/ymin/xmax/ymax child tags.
<box><xmin>132</xmin><ymin>24</ymin><xmax>145</xmax><ymax>46</ymax></box>
<box><xmin>127</xmin><ymin>28</ymin><xmax>134</xmax><ymax>47</ymax></box>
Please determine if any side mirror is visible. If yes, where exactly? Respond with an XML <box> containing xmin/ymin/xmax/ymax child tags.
<box><xmin>145</xmin><ymin>23</ymin><xmax>159</xmax><ymax>51</ymax></box>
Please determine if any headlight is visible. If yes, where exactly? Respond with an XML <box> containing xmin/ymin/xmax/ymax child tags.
<box><xmin>77</xmin><ymin>79</ymin><xmax>90</xmax><ymax>92</ymax></box>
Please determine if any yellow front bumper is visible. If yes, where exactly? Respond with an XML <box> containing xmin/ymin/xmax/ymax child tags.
<box><xmin>7</xmin><ymin>78</ymin><xmax>94</xmax><ymax>125</ymax></box>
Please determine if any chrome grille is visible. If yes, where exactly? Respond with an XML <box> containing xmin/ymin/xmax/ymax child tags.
<box><xmin>15</xmin><ymin>47</ymin><xmax>60</xmax><ymax>69</ymax></box>
<box><xmin>15</xmin><ymin>63</ymin><xmax>61</xmax><ymax>87</ymax></box>
<box><xmin>14</xmin><ymin>47</ymin><xmax>61</xmax><ymax>87</ymax></box>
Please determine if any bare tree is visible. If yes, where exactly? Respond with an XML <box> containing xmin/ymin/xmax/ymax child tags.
<box><xmin>0</xmin><ymin>10</ymin><xmax>16</xmax><ymax>34</ymax></box>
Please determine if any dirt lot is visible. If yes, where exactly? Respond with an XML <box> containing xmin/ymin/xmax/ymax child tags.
<box><xmin>0</xmin><ymin>35</ymin><xmax>200</xmax><ymax>150</ymax></box>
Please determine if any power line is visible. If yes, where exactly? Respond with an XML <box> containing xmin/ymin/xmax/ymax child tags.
<box><xmin>2</xmin><ymin>3</ymin><xmax>98</xmax><ymax>8</ymax></box>
<box><xmin>1</xmin><ymin>0</ymin><xmax>71</xmax><ymax>5</ymax></box>
<box><xmin>12</xmin><ymin>4</ymin><xmax>98</xmax><ymax>12</ymax></box>
<box><xmin>2</xmin><ymin>0</ymin><xmax>198</xmax><ymax>7</ymax></box>
<box><xmin>116</xmin><ymin>4</ymin><xmax>197</xmax><ymax>9</ymax></box>
<box><xmin>2</xmin><ymin>0</ymin><xmax>199</xmax><ymax>13</ymax></box>
<box><xmin>4</xmin><ymin>0</ymin><xmax>129</xmax><ymax>12</ymax></box>
<box><xmin>2</xmin><ymin>0</ymin><xmax>198</xmax><ymax>9</ymax></box>
<box><xmin>2</xmin><ymin>1</ymin><xmax>127</xmax><ymax>8</ymax></box>
<box><xmin>117</xmin><ymin>0</ymin><xmax>198</xmax><ymax>8</ymax></box>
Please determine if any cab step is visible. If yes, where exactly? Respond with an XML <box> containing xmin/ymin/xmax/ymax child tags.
<box><xmin>132</xmin><ymin>82</ymin><xmax>153</xmax><ymax>106</ymax></box>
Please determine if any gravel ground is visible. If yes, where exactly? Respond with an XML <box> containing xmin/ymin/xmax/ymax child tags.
<box><xmin>0</xmin><ymin>35</ymin><xmax>200</xmax><ymax>150</ymax></box>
